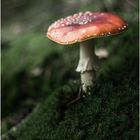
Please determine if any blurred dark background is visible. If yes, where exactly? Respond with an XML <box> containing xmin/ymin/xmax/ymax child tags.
<box><xmin>1</xmin><ymin>0</ymin><xmax>139</xmax><ymax>138</ymax></box>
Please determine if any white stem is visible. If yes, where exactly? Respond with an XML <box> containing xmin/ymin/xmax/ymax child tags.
<box><xmin>76</xmin><ymin>40</ymin><xmax>100</xmax><ymax>92</ymax></box>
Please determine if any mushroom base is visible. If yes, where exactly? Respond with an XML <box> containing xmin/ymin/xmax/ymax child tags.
<box><xmin>81</xmin><ymin>70</ymin><xmax>96</xmax><ymax>92</ymax></box>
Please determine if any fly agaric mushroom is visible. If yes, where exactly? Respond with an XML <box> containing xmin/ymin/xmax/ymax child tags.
<box><xmin>47</xmin><ymin>12</ymin><xmax>128</xmax><ymax>92</ymax></box>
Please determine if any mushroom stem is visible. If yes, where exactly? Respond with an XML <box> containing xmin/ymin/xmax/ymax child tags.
<box><xmin>76</xmin><ymin>40</ymin><xmax>100</xmax><ymax>92</ymax></box>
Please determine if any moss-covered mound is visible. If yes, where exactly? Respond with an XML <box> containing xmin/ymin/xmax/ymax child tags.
<box><xmin>6</xmin><ymin>33</ymin><xmax>138</xmax><ymax>139</ymax></box>
<box><xmin>13</xmin><ymin>85</ymin><xmax>138</xmax><ymax>140</ymax></box>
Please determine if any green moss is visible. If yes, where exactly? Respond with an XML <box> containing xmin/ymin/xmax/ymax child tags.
<box><xmin>2</xmin><ymin>32</ymin><xmax>64</xmax><ymax>81</ymax></box>
<box><xmin>11</xmin><ymin>82</ymin><xmax>138</xmax><ymax>140</ymax></box>
<box><xmin>2</xmin><ymin>32</ymin><xmax>77</xmax><ymax>117</ymax></box>
<box><xmin>8</xmin><ymin>36</ymin><xmax>138</xmax><ymax>139</ymax></box>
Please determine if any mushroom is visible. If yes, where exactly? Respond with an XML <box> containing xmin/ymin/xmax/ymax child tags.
<box><xmin>47</xmin><ymin>12</ymin><xmax>128</xmax><ymax>92</ymax></box>
<box><xmin>95</xmin><ymin>48</ymin><xmax>109</xmax><ymax>59</ymax></box>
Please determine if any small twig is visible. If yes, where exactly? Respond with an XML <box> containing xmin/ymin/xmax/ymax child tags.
<box><xmin>66</xmin><ymin>86</ymin><xmax>82</xmax><ymax>107</ymax></box>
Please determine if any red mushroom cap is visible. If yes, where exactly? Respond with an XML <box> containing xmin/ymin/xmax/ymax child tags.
<box><xmin>47</xmin><ymin>12</ymin><xmax>128</xmax><ymax>45</ymax></box>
